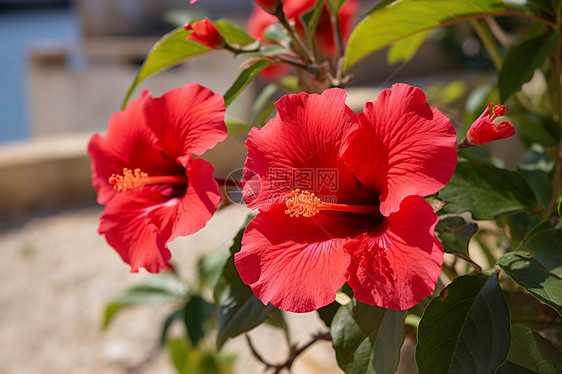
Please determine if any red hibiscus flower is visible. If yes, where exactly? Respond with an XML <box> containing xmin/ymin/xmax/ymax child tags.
<box><xmin>235</xmin><ymin>84</ymin><xmax>457</xmax><ymax>312</ymax></box>
<box><xmin>185</xmin><ymin>18</ymin><xmax>225</xmax><ymax>49</ymax></box>
<box><xmin>88</xmin><ymin>84</ymin><xmax>227</xmax><ymax>273</ymax></box>
<box><xmin>467</xmin><ymin>104</ymin><xmax>515</xmax><ymax>145</ymax></box>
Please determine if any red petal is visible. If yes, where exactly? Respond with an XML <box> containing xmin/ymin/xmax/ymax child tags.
<box><xmin>345</xmin><ymin>196</ymin><xmax>443</xmax><ymax>309</ymax></box>
<box><xmin>147</xmin><ymin>158</ymin><xmax>221</xmax><ymax>242</ymax></box>
<box><xmin>235</xmin><ymin>206</ymin><xmax>373</xmax><ymax>313</ymax></box>
<box><xmin>243</xmin><ymin>88</ymin><xmax>371</xmax><ymax>210</ymax></box>
<box><xmin>98</xmin><ymin>190</ymin><xmax>172</xmax><ymax>273</ymax></box>
<box><xmin>87</xmin><ymin>91</ymin><xmax>183</xmax><ymax>205</ymax></box>
<box><xmin>342</xmin><ymin>83</ymin><xmax>457</xmax><ymax>215</ymax></box>
<box><xmin>142</xmin><ymin>83</ymin><xmax>227</xmax><ymax>167</ymax></box>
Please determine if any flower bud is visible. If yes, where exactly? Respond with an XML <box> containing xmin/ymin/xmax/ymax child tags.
<box><xmin>185</xmin><ymin>18</ymin><xmax>225</xmax><ymax>49</ymax></box>
<box><xmin>467</xmin><ymin>104</ymin><xmax>515</xmax><ymax>145</ymax></box>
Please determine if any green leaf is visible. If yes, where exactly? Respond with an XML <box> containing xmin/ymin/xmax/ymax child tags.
<box><xmin>517</xmin><ymin>144</ymin><xmax>554</xmax><ymax>208</ymax></box>
<box><xmin>387</xmin><ymin>31</ymin><xmax>429</xmax><ymax>64</ymax></box>
<box><xmin>122</xmin><ymin>27</ymin><xmax>211</xmax><ymax>108</ymax></box>
<box><xmin>214</xmin><ymin>20</ymin><xmax>255</xmax><ymax>46</ymax></box>
<box><xmin>504</xmin><ymin>290</ymin><xmax>562</xmax><ymax>332</ymax></box>
<box><xmin>498</xmin><ymin>228</ymin><xmax>562</xmax><ymax>315</ymax></box>
<box><xmin>416</xmin><ymin>273</ymin><xmax>511</xmax><ymax>374</ymax></box>
<box><xmin>102</xmin><ymin>272</ymin><xmax>187</xmax><ymax>329</ymax></box>
<box><xmin>160</xmin><ymin>310</ymin><xmax>181</xmax><ymax>346</ymax></box>
<box><xmin>303</xmin><ymin>0</ymin><xmax>325</xmax><ymax>51</ymax></box>
<box><xmin>344</xmin><ymin>0</ymin><xmax>506</xmax><ymax>71</ymax></box>
<box><xmin>235</xmin><ymin>45</ymin><xmax>292</xmax><ymax>58</ymax></box>
<box><xmin>331</xmin><ymin>299</ymin><xmax>406</xmax><ymax>374</ymax></box>
<box><xmin>183</xmin><ymin>295</ymin><xmax>215</xmax><ymax>347</ymax></box>
<box><xmin>497</xmin><ymin>324</ymin><xmax>562</xmax><ymax>374</ymax></box>
<box><xmin>436</xmin><ymin>213</ymin><xmax>478</xmax><ymax>256</ymax></box>
<box><xmin>439</xmin><ymin>159</ymin><xmax>538</xmax><ymax>220</ymax></box>
<box><xmin>499</xmin><ymin>32</ymin><xmax>559</xmax><ymax>102</ymax></box>
<box><xmin>223</xmin><ymin>59</ymin><xmax>272</xmax><ymax>108</ymax></box>
<box><xmin>214</xmin><ymin>217</ymin><xmax>277</xmax><ymax>349</ymax></box>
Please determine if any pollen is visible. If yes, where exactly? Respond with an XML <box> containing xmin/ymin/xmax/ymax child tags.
<box><xmin>285</xmin><ymin>189</ymin><xmax>322</xmax><ymax>218</ymax></box>
<box><xmin>109</xmin><ymin>168</ymin><xmax>148</xmax><ymax>192</ymax></box>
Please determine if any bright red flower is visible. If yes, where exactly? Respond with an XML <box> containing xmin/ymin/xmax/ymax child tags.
<box><xmin>235</xmin><ymin>84</ymin><xmax>457</xmax><ymax>312</ymax></box>
<box><xmin>88</xmin><ymin>84</ymin><xmax>227</xmax><ymax>273</ymax></box>
<box><xmin>467</xmin><ymin>104</ymin><xmax>515</xmax><ymax>145</ymax></box>
<box><xmin>185</xmin><ymin>18</ymin><xmax>225</xmax><ymax>49</ymax></box>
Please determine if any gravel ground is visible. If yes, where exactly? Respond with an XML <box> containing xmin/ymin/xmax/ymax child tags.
<box><xmin>0</xmin><ymin>204</ymin><xmax>348</xmax><ymax>374</ymax></box>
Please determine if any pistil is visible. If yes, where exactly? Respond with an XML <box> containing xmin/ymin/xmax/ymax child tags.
<box><xmin>284</xmin><ymin>189</ymin><xmax>380</xmax><ymax>218</ymax></box>
<box><xmin>109</xmin><ymin>168</ymin><xmax>186</xmax><ymax>192</ymax></box>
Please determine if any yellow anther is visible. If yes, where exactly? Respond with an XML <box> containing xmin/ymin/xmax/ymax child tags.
<box><xmin>284</xmin><ymin>189</ymin><xmax>322</xmax><ymax>218</ymax></box>
<box><xmin>109</xmin><ymin>168</ymin><xmax>148</xmax><ymax>192</ymax></box>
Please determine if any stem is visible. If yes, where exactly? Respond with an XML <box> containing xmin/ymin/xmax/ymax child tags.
<box><xmin>470</xmin><ymin>19</ymin><xmax>502</xmax><ymax>70</ymax></box>
<box><xmin>484</xmin><ymin>17</ymin><xmax>512</xmax><ymax>48</ymax></box>
<box><xmin>276</xmin><ymin>10</ymin><xmax>315</xmax><ymax>64</ymax></box>
<box><xmin>245</xmin><ymin>332</ymin><xmax>331</xmax><ymax>373</ymax></box>
<box><xmin>272</xmin><ymin>332</ymin><xmax>332</xmax><ymax>374</ymax></box>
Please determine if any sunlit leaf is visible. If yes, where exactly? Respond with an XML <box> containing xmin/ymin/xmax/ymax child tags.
<box><xmin>214</xmin><ymin>20</ymin><xmax>255</xmax><ymax>45</ymax></box>
<box><xmin>223</xmin><ymin>59</ymin><xmax>271</xmax><ymax>107</ymax></box>
<box><xmin>345</xmin><ymin>0</ymin><xmax>506</xmax><ymax>71</ymax></box>
<box><xmin>331</xmin><ymin>299</ymin><xmax>406</xmax><ymax>374</ymax></box>
<box><xmin>439</xmin><ymin>159</ymin><xmax>538</xmax><ymax>220</ymax></box>
<box><xmin>122</xmin><ymin>27</ymin><xmax>211</xmax><ymax>107</ymax></box>
<box><xmin>498</xmin><ymin>228</ymin><xmax>562</xmax><ymax>315</ymax></box>
<box><xmin>416</xmin><ymin>273</ymin><xmax>511</xmax><ymax>374</ymax></box>
<box><xmin>499</xmin><ymin>31</ymin><xmax>558</xmax><ymax>102</ymax></box>
<box><xmin>387</xmin><ymin>31</ymin><xmax>429</xmax><ymax>64</ymax></box>
<box><xmin>497</xmin><ymin>324</ymin><xmax>562</xmax><ymax>374</ymax></box>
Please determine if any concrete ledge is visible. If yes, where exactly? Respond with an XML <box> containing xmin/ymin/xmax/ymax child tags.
<box><xmin>0</xmin><ymin>133</ymin><xmax>96</xmax><ymax>221</ymax></box>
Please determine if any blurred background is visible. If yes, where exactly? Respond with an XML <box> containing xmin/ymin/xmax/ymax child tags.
<box><xmin>0</xmin><ymin>1</ymin><xmax>512</xmax><ymax>373</ymax></box>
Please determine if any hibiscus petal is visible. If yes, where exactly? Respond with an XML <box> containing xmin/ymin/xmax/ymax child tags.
<box><xmin>147</xmin><ymin>158</ymin><xmax>221</xmax><ymax>242</ymax></box>
<box><xmin>98</xmin><ymin>190</ymin><xmax>172</xmax><ymax>273</ymax></box>
<box><xmin>345</xmin><ymin>196</ymin><xmax>443</xmax><ymax>310</ymax></box>
<box><xmin>234</xmin><ymin>206</ymin><xmax>371</xmax><ymax>313</ymax></box>
<box><xmin>243</xmin><ymin>88</ymin><xmax>370</xmax><ymax>210</ymax></box>
<box><xmin>142</xmin><ymin>83</ymin><xmax>227</xmax><ymax>166</ymax></box>
<box><xmin>87</xmin><ymin>91</ymin><xmax>181</xmax><ymax>205</ymax></box>
<box><xmin>342</xmin><ymin>83</ymin><xmax>457</xmax><ymax>215</ymax></box>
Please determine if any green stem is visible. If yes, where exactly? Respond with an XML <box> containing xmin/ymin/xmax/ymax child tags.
<box><xmin>470</xmin><ymin>19</ymin><xmax>502</xmax><ymax>70</ymax></box>
<box><xmin>276</xmin><ymin>10</ymin><xmax>315</xmax><ymax>64</ymax></box>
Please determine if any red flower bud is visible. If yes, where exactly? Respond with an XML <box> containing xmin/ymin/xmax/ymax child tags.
<box><xmin>185</xmin><ymin>18</ymin><xmax>225</xmax><ymax>49</ymax></box>
<box><xmin>255</xmin><ymin>0</ymin><xmax>280</xmax><ymax>13</ymax></box>
<box><xmin>467</xmin><ymin>104</ymin><xmax>515</xmax><ymax>145</ymax></box>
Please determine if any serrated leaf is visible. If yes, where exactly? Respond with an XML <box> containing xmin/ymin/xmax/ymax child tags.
<box><xmin>223</xmin><ymin>59</ymin><xmax>271</xmax><ymax>108</ymax></box>
<box><xmin>439</xmin><ymin>159</ymin><xmax>538</xmax><ymax>220</ymax></box>
<box><xmin>416</xmin><ymin>273</ymin><xmax>511</xmax><ymax>374</ymax></box>
<box><xmin>499</xmin><ymin>32</ymin><xmax>558</xmax><ymax>102</ymax></box>
<box><xmin>497</xmin><ymin>324</ymin><xmax>562</xmax><ymax>374</ymax></box>
<box><xmin>344</xmin><ymin>0</ymin><xmax>506</xmax><ymax>71</ymax></box>
<box><xmin>331</xmin><ymin>299</ymin><xmax>406</xmax><ymax>374</ymax></box>
<box><xmin>183</xmin><ymin>295</ymin><xmax>215</xmax><ymax>346</ymax></box>
<box><xmin>387</xmin><ymin>31</ymin><xmax>429</xmax><ymax>64</ymax></box>
<box><xmin>436</xmin><ymin>213</ymin><xmax>478</xmax><ymax>255</ymax></box>
<box><xmin>214</xmin><ymin>217</ymin><xmax>277</xmax><ymax>349</ymax></box>
<box><xmin>498</xmin><ymin>228</ymin><xmax>562</xmax><ymax>315</ymax></box>
<box><xmin>122</xmin><ymin>27</ymin><xmax>211</xmax><ymax>107</ymax></box>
